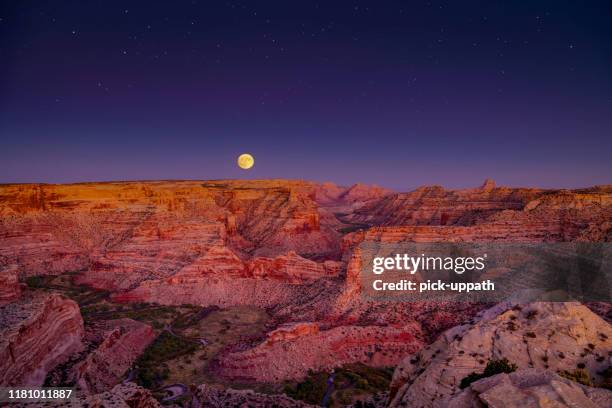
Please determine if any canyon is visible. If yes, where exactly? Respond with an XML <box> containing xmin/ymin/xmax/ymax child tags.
<box><xmin>0</xmin><ymin>179</ymin><xmax>610</xmax><ymax>406</ymax></box>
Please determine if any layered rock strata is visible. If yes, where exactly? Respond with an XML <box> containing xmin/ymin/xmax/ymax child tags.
<box><xmin>389</xmin><ymin>302</ymin><xmax>612</xmax><ymax>407</ymax></box>
<box><xmin>72</xmin><ymin>319</ymin><xmax>156</xmax><ymax>393</ymax></box>
<box><xmin>0</xmin><ymin>293</ymin><xmax>84</xmax><ymax>386</ymax></box>
<box><xmin>192</xmin><ymin>384</ymin><xmax>317</xmax><ymax>407</ymax></box>
<box><xmin>215</xmin><ymin>322</ymin><xmax>424</xmax><ymax>382</ymax></box>
<box><xmin>446</xmin><ymin>368</ymin><xmax>612</xmax><ymax>408</ymax></box>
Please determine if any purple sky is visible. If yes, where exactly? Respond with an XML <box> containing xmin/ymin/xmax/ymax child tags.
<box><xmin>1</xmin><ymin>1</ymin><xmax>611</xmax><ymax>190</ymax></box>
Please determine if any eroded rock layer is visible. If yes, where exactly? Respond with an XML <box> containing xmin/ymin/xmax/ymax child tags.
<box><xmin>0</xmin><ymin>293</ymin><xmax>84</xmax><ymax>386</ymax></box>
<box><xmin>446</xmin><ymin>369</ymin><xmax>611</xmax><ymax>408</ymax></box>
<box><xmin>72</xmin><ymin>319</ymin><xmax>156</xmax><ymax>394</ymax></box>
<box><xmin>215</xmin><ymin>322</ymin><xmax>424</xmax><ymax>382</ymax></box>
<box><xmin>0</xmin><ymin>179</ymin><xmax>610</xmax><ymax>402</ymax></box>
<box><xmin>193</xmin><ymin>383</ymin><xmax>317</xmax><ymax>407</ymax></box>
<box><xmin>389</xmin><ymin>302</ymin><xmax>612</xmax><ymax>408</ymax></box>
<box><xmin>0</xmin><ymin>265</ymin><xmax>21</xmax><ymax>305</ymax></box>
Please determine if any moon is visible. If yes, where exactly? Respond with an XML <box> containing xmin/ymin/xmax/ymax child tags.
<box><xmin>237</xmin><ymin>153</ymin><xmax>254</xmax><ymax>170</ymax></box>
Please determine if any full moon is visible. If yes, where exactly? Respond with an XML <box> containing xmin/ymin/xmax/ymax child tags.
<box><xmin>237</xmin><ymin>153</ymin><xmax>254</xmax><ymax>170</ymax></box>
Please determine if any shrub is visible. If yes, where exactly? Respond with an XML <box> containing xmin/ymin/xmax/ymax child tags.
<box><xmin>283</xmin><ymin>372</ymin><xmax>327</xmax><ymax>405</ymax></box>
<box><xmin>559</xmin><ymin>369</ymin><xmax>592</xmax><ymax>386</ymax></box>
<box><xmin>25</xmin><ymin>275</ymin><xmax>46</xmax><ymax>288</ymax></box>
<box><xmin>600</xmin><ymin>367</ymin><xmax>612</xmax><ymax>390</ymax></box>
<box><xmin>459</xmin><ymin>358</ymin><xmax>517</xmax><ymax>389</ymax></box>
<box><xmin>135</xmin><ymin>331</ymin><xmax>198</xmax><ymax>388</ymax></box>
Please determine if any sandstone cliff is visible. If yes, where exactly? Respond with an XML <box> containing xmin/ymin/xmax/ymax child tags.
<box><xmin>72</xmin><ymin>319</ymin><xmax>156</xmax><ymax>394</ymax></box>
<box><xmin>48</xmin><ymin>382</ymin><xmax>161</xmax><ymax>407</ymax></box>
<box><xmin>0</xmin><ymin>179</ymin><xmax>610</xmax><ymax>402</ymax></box>
<box><xmin>0</xmin><ymin>265</ymin><xmax>21</xmax><ymax>305</ymax></box>
<box><xmin>0</xmin><ymin>293</ymin><xmax>84</xmax><ymax>386</ymax></box>
<box><xmin>215</xmin><ymin>322</ymin><xmax>424</xmax><ymax>382</ymax></box>
<box><xmin>193</xmin><ymin>383</ymin><xmax>317</xmax><ymax>407</ymax></box>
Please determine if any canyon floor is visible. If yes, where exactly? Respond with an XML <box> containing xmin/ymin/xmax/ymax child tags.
<box><xmin>0</xmin><ymin>179</ymin><xmax>611</xmax><ymax>407</ymax></box>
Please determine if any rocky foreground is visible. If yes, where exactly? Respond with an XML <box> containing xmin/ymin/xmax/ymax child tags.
<box><xmin>0</xmin><ymin>179</ymin><xmax>610</xmax><ymax>406</ymax></box>
<box><xmin>389</xmin><ymin>301</ymin><xmax>612</xmax><ymax>407</ymax></box>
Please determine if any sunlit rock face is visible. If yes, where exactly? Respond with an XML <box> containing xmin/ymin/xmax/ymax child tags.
<box><xmin>0</xmin><ymin>180</ymin><xmax>348</xmax><ymax>284</ymax></box>
<box><xmin>388</xmin><ymin>302</ymin><xmax>612</xmax><ymax>408</ymax></box>
<box><xmin>0</xmin><ymin>293</ymin><xmax>84</xmax><ymax>386</ymax></box>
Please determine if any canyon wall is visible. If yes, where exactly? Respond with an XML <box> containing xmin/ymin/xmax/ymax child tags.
<box><xmin>0</xmin><ymin>179</ymin><xmax>610</xmax><ymax>401</ymax></box>
<box><xmin>0</xmin><ymin>293</ymin><xmax>84</xmax><ymax>386</ymax></box>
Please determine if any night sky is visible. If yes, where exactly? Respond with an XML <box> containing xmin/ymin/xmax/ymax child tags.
<box><xmin>1</xmin><ymin>1</ymin><xmax>611</xmax><ymax>190</ymax></box>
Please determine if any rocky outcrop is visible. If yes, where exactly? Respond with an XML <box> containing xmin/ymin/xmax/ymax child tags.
<box><xmin>347</xmin><ymin>182</ymin><xmax>542</xmax><ymax>226</ymax></box>
<box><xmin>193</xmin><ymin>383</ymin><xmax>316</xmax><ymax>407</ymax></box>
<box><xmin>0</xmin><ymin>180</ymin><xmax>346</xmax><ymax>286</ymax></box>
<box><xmin>446</xmin><ymin>368</ymin><xmax>611</xmax><ymax>408</ymax></box>
<box><xmin>78</xmin><ymin>216</ymin><xmax>227</xmax><ymax>291</ymax></box>
<box><xmin>0</xmin><ymin>265</ymin><xmax>21</xmax><ymax>305</ymax></box>
<box><xmin>72</xmin><ymin>319</ymin><xmax>156</xmax><ymax>393</ymax></box>
<box><xmin>51</xmin><ymin>382</ymin><xmax>161</xmax><ymax>407</ymax></box>
<box><xmin>0</xmin><ymin>293</ymin><xmax>84</xmax><ymax>386</ymax></box>
<box><xmin>264</xmin><ymin>322</ymin><xmax>320</xmax><ymax>345</ymax></box>
<box><xmin>347</xmin><ymin>182</ymin><xmax>612</xmax><ymax>232</ymax></box>
<box><xmin>1</xmin><ymin>179</ymin><xmax>610</xmax><ymax>403</ymax></box>
<box><xmin>110</xmin><ymin>249</ymin><xmax>340</xmax><ymax>306</ymax></box>
<box><xmin>215</xmin><ymin>323</ymin><xmax>424</xmax><ymax>382</ymax></box>
<box><xmin>110</xmin><ymin>270</ymin><xmax>313</xmax><ymax>307</ymax></box>
<box><xmin>247</xmin><ymin>251</ymin><xmax>341</xmax><ymax>283</ymax></box>
<box><xmin>389</xmin><ymin>302</ymin><xmax>612</xmax><ymax>408</ymax></box>
<box><xmin>339</xmin><ymin>183</ymin><xmax>391</xmax><ymax>204</ymax></box>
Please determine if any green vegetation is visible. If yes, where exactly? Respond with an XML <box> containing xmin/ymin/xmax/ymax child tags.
<box><xmin>25</xmin><ymin>275</ymin><xmax>51</xmax><ymax>288</ymax></box>
<box><xmin>339</xmin><ymin>223</ymin><xmax>370</xmax><ymax>234</ymax></box>
<box><xmin>135</xmin><ymin>331</ymin><xmax>198</xmax><ymax>388</ymax></box>
<box><xmin>172</xmin><ymin>305</ymin><xmax>216</xmax><ymax>330</ymax></box>
<box><xmin>559</xmin><ymin>369</ymin><xmax>592</xmax><ymax>387</ymax></box>
<box><xmin>81</xmin><ymin>302</ymin><xmax>189</xmax><ymax>328</ymax></box>
<box><xmin>284</xmin><ymin>370</ymin><xmax>328</xmax><ymax>405</ymax></box>
<box><xmin>284</xmin><ymin>364</ymin><xmax>394</xmax><ymax>407</ymax></box>
<box><xmin>459</xmin><ymin>358</ymin><xmax>518</xmax><ymax>389</ymax></box>
<box><xmin>600</xmin><ymin>367</ymin><xmax>612</xmax><ymax>390</ymax></box>
<box><xmin>23</xmin><ymin>272</ymin><xmax>110</xmax><ymax>306</ymax></box>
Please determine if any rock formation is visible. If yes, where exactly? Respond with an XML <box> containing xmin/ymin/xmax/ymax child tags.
<box><xmin>0</xmin><ymin>179</ymin><xmax>610</xmax><ymax>404</ymax></box>
<box><xmin>72</xmin><ymin>319</ymin><xmax>156</xmax><ymax>393</ymax></box>
<box><xmin>215</xmin><ymin>322</ymin><xmax>424</xmax><ymax>382</ymax></box>
<box><xmin>193</xmin><ymin>383</ymin><xmax>317</xmax><ymax>407</ymax></box>
<box><xmin>0</xmin><ymin>293</ymin><xmax>84</xmax><ymax>386</ymax></box>
<box><xmin>48</xmin><ymin>382</ymin><xmax>161</xmax><ymax>407</ymax></box>
<box><xmin>389</xmin><ymin>302</ymin><xmax>612</xmax><ymax>407</ymax></box>
<box><xmin>445</xmin><ymin>368</ymin><xmax>611</xmax><ymax>408</ymax></box>
<box><xmin>0</xmin><ymin>265</ymin><xmax>21</xmax><ymax>305</ymax></box>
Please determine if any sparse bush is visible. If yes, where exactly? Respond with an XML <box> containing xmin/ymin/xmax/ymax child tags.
<box><xmin>559</xmin><ymin>369</ymin><xmax>592</xmax><ymax>386</ymax></box>
<box><xmin>25</xmin><ymin>275</ymin><xmax>47</xmax><ymax>288</ymax></box>
<box><xmin>600</xmin><ymin>367</ymin><xmax>612</xmax><ymax>390</ymax></box>
<box><xmin>135</xmin><ymin>331</ymin><xmax>198</xmax><ymax>388</ymax></box>
<box><xmin>459</xmin><ymin>358</ymin><xmax>517</xmax><ymax>389</ymax></box>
